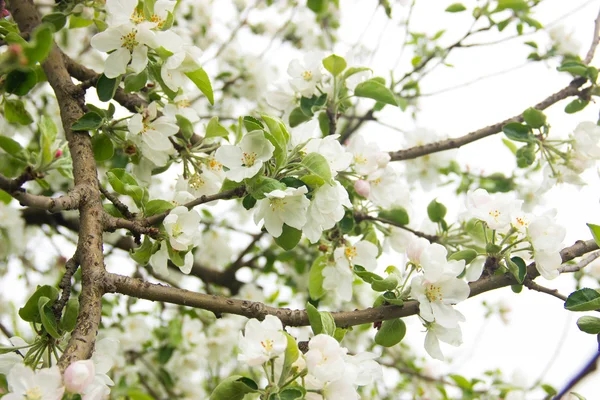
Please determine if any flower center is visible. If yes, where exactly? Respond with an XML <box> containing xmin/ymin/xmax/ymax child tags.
<box><xmin>242</xmin><ymin>152</ymin><xmax>258</xmax><ymax>167</ymax></box>
<box><xmin>269</xmin><ymin>198</ymin><xmax>287</xmax><ymax>212</ymax></box>
<box><xmin>354</xmin><ymin>154</ymin><xmax>367</xmax><ymax>165</ymax></box>
<box><xmin>25</xmin><ymin>387</ymin><xmax>42</xmax><ymax>400</ymax></box>
<box><xmin>488</xmin><ymin>209</ymin><xmax>501</xmax><ymax>221</ymax></box>
<box><xmin>425</xmin><ymin>284</ymin><xmax>443</xmax><ymax>302</ymax></box>
<box><xmin>120</xmin><ymin>29</ymin><xmax>139</xmax><ymax>52</ymax></box>
<box><xmin>344</xmin><ymin>246</ymin><xmax>357</xmax><ymax>262</ymax></box>
<box><xmin>189</xmin><ymin>174</ymin><xmax>205</xmax><ymax>190</ymax></box>
<box><xmin>172</xmin><ymin>222</ymin><xmax>183</xmax><ymax>237</ymax></box>
<box><xmin>371</xmin><ymin>177</ymin><xmax>382</xmax><ymax>186</ymax></box>
<box><xmin>261</xmin><ymin>339</ymin><xmax>274</xmax><ymax>352</ymax></box>
<box><xmin>208</xmin><ymin>158</ymin><xmax>223</xmax><ymax>171</ymax></box>
<box><xmin>150</xmin><ymin>14</ymin><xmax>166</xmax><ymax>29</ymax></box>
<box><xmin>514</xmin><ymin>217</ymin><xmax>527</xmax><ymax>228</ymax></box>
<box><xmin>176</xmin><ymin>99</ymin><xmax>191</xmax><ymax>108</ymax></box>
<box><xmin>302</xmin><ymin>70</ymin><xmax>312</xmax><ymax>81</ymax></box>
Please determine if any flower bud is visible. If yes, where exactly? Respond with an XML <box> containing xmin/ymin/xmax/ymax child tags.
<box><xmin>54</xmin><ymin>149</ymin><xmax>63</xmax><ymax>158</ymax></box>
<box><xmin>354</xmin><ymin>179</ymin><xmax>370</xmax><ymax>197</ymax></box>
<box><xmin>406</xmin><ymin>237</ymin><xmax>429</xmax><ymax>265</ymax></box>
<box><xmin>64</xmin><ymin>360</ymin><xmax>95</xmax><ymax>394</ymax></box>
<box><xmin>375</xmin><ymin>152</ymin><xmax>390</xmax><ymax>168</ymax></box>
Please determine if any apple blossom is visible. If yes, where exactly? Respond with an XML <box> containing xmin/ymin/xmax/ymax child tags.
<box><xmin>354</xmin><ymin>179</ymin><xmax>370</xmax><ymax>197</ymax></box>
<box><xmin>333</xmin><ymin>240</ymin><xmax>378</xmax><ymax>271</ymax></box>
<box><xmin>4</xmin><ymin>364</ymin><xmax>64</xmax><ymax>400</ymax></box>
<box><xmin>215</xmin><ymin>130</ymin><xmax>275</xmax><ymax>182</ymax></box>
<box><xmin>303</xmin><ymin>182</ymin><xmax>351</xmax><ymax>243</ymax></box>
<box><xmin>304</xmin><ymin>136</ymin><xmax>353</xmax><ymax>176</ymax></box>
<box><xmin>253</xmin><ymin>186</ymin><xmax>310</xmax><ymax>237</ymax></box>
<box><xmin>238</xmin><ymin>315</ymin><xmax>287</xmax><ymax>366</ymax></box>
<box><xmin>64</xmin><ymin>360</ymin><xmax>95</xmax><ymax>394</ymax></box>
<box><xmin>287</xmin><ymin>52</ymin><xmax>323</xmax><ymax>97</ymax></box>
<box><xmin>466</xmin><ymin>189</ymin><xmax>523</xmax><ymax>231</ymax></box>
<box><xmin>424</xmin><ymin>322</ymin><xmax>463</xmax><ymax>361</ymax></box>
<box><xmin>322</xmin><ymin>260</ymin><xmax>355</xmax><ymax>301</ymax></box>
<box><xmin>163</xmin><ymin>206</ymin><xmax>202</xmax><ymax>251</ymax></box>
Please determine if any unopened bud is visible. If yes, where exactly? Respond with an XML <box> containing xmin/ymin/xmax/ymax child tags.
<box><xmin>376</xmin><ymin>152</ymin><xmax>390</xmax><ymax>168</ymax></box>
<box><xmin>64</xmin><ymin>360</ymin><xmax>95</xmax><ymax>394</ymax></box>
<box><xmin>354</xmin><ymin>179</ymin><xmax>370</xmax><ymax>197</ymax></box>
<box><xmin>54</xmin><ymin>149</ymin><xmax>63</xmax><ymax>158</ymax></box>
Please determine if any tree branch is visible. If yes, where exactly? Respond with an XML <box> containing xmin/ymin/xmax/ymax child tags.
<box><xmin>105</xmin><ymin>239</ymin><xmax>599</xmax><ymax>328</ymax></box>
<box><xmin>354</xmin><ymin>212</ymin><xmax>438</xmax><ymax>242</ymax></box>
<box><xmin>389</xmin><ymin>78</ymin><xmax>588</xmax><ymax>161</ymax></box>
<box><xmin>559</xmin><ymin>251</ymin><xmax>600</xmax><ymax>273</ymax></box>
<box><xmin>99</xmin><ymin>183</ymin><xmax>135</xmax><ymax>220</ymax></box>
<box><xmin>8</xmin><ymin>0</ymin><xmax>106</xmax><ymax>371</ymax></box>
<box><xmin>583</xmin><ymin>7</ymin><xmax>600</xmax><ymax>65</ymax></box>
<box><xmin>523</xmin><ymin>279</ymin><xmax>567</xmax><ymax>301</ymax></box>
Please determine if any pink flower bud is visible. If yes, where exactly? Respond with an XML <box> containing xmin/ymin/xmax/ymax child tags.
<box><xmin>54</xmin><ymin>149</ymin><xmax>63</xmax><ymax>158</ymax></box>
<box><xmin>354</xmin><ymin>179</ymin><xmax>370</xmax><ymax>197</ymax></box>
<box><xmin>64</xmin><ymin>360</ymin><xmax>95</xmax><ymax>394</ymax></box>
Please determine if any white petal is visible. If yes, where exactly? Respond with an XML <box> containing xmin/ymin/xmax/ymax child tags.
<box><xmin>104</xmin><ymin>48</ymin><xmax>131</xmax><ymax>78</ymax></box>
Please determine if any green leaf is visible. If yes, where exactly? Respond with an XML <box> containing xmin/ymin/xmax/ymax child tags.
<box><xmin>569</xmin><ymin>393</ymin><xmax>587</xmax><ymax>400</ymax></box>
<box><xmin>577</xmin><ymin>316</ymin><xmax>600</xmax><ymax>334</ymax></box>
<box><xmin>371</xmin><ymin>276</ymin><xmax>399</xmax><ymax>292</ymax></box>
<box><xmin>354</xmin><ymin>78</ymin><xmax>398</xmax><ymax>106</ymax></box>
<box><xmin>206</xmin><ymin>117</ymin><xmax>229</xmax><ymax>139</ymax></box>
<box><xmin>342</xmin><ymin>67</ymin><xmax>371</xmax><ymax>81</ymax></box>
<box><xmin>185</xmin><ymin>68</ymin><xmax>214</xmax><ymax>105</ymax></box>
<box><xmin>24</xmin><ymin>24</ymin><xmax>53</xmax><ymax>65</ymax></box>
<box><xmin>59</xmin><ymin>298</ymin><xmax>79</xmax><ymax>332</ymax></box>
<box><xmin>107</xmin><ymin>168</ymin><xmax>147</xmax><ymax>208</ymax></box>
<box><xmin>144</xmin><ymin>199</ymin><xmax>174</xmax><ymax>216</ymax></box>
<box><xmin>495</xmin><ymin>0</ymin><xmax>528</xmax><ymax>11</ymax></box>
<box><xmin>38</xmin><ymin>115</ymin><xmax>58</xmax><ymax>168</ymax></box>
<box><xmin>127</xmin><ymin>390</ymin><xmax>155</xmax><ymax>400</ymax></box>
<box><xmin>522</xmin><ymin>107</ymin><xmax>546</xmax><ymax>129</ymax></box>
<box><xmin>307</xmin><ymin>0</ymin><xmax>328</xmax><ymax>13</ymax></box>
<box><xmin>449</xmin><ymin>374</ymin><xmax>472</xmax><ymax>390</ymax></box>
<box><xmin>588</xmin><ymin>223</ymin><xmax>600</xmax><ymax>246</ymax></box>
<box><xmin>302</xmin><ymin>152</ymin><xmax>332</xmax><ymax>184</ymax></box>
<box><xmin>4</xmin><ymin>100</ymin><xmax>34</xmax><ymax>125</ymax></box>
<box><xmin>0</xmin><ymin>190</ymin><xmax>12</xmax><ymax>204</ymax></box>
<box><xmin>565</xmin><ymin>288</ymin><xmax>600</xmax><ymax>312</ymax></box>
<box><xmin>322</xmin><ymin>54</ymin><xmax>347</xmax><ymax>76</ymax></box>
<box><xmin>557</xmin><ymin>62</ymin><xmax>589</xmax><ymax>77</ymax></box>
<box><xmin>427</xmin><ymin>199</ymin><xmax>447</xmax><ymax>223</ymax></box>
<box><xmin>5</xmin><ymin>68</ymin><xmax>38</xmax><ymax>96</ymax></box>
<box><xmin>72</xmin><ymin>112</ymin><xmax>103</xmax><ymax>131</ymax></box>
<box><xmin>318</xmin><ymin>111</ymin><xmax>330</xmax><ymax>135</ymax></box>
<box><xmin>247</xmin><ymin>176</ymin><xmax>286</xmax><ymax>199</ymax></box>
<box><xmin>289</xmin><ymin>107</ymin><xmax>312</xmax><ymax>128</ymax></box>
<box><xmin>446</xmin><ymin>3</ymin><xmax>467</xmax><ymax>12</ymax></box>
<box><xmin>124</xmin><ymin>70</ymin><xmax>148</xmax><ymax>93</ymax></box>
<box><xmin>502</xmin><ymin>138</ymin><xmax>518</xmax><ymax>155</ymax></box>
<box><xmin>279</xmin><ymin>388</ymin><xmax>304</xmax><ymax>400</ymax></box>
<box><xmin>279</xmin><ymin>333</ymin><xmax>300</xmax><ymax>385</ymax></box>
<box><xmin>374</xmin><ymin>318</ymin><xmax>406</xmax><ymax>347</ymax></box>
<box><xmin>354</xmin><ymin>265</ymin><xmax>384</xmax><ymax>284</ymax></box>
<box><xmin>565</xmin><ymin>99</ymin><xmax>589</xmax><ymax>114</ymax></box>
<box><xmin>96</xmin><ymin>74</ymin><xmax>119</xmax><ymax>102</ymax></box>
<box><xmin>243</xmin><ymin>116</ymin><xmax>264</xmax><ymax>132</ymax></box>
<box><xmin>69</xmin><ymin>15</ymin><xmax>94</xmax><ymax>29</ymax></box>
<box><xmin>19</xmin><ymin>285</ymin><xmax>59</xmax><ymax>322</ymax></box>
<box><xmin>242</xmin><ymin>194</ymin><xmax>257</xmax><ymax>210</ymax></box>
<box><xmin>378</xmin><ymin>207</ymin><xmax>409</xmax><ymax>225</ymax></box>
<box><xmin>176</xmin><ymin>115</ymin><xmax>194</xmax><ymax>140</ymax></box>
<box><xmin>91</xmin><ymin>134</ymin><xmax>114</xmax><ymax>162</ymax></box>
<box><xmin>502</xmin><ymin>122</ymin><xmax>534</xmax><ymax>142</ymax></box>
<box><xmin>38</xmin><ymin>296</ymin><xmax>61</xmax><ymax>339</ymax></box>
<box><xmin>510</xmin><ymin>256</ymin><xmax>527</xmax><ymax>283</ymax></box>
<box><xmin>307</xmin><ymin>305</ymin><xmax>335</xmax><ymax>336</ymax></box>
<box><xmin>42</xmin><ymin>12</ymin><xmax>67</xmax><ymax>31</ymax></box>
<box><xmin>309</xmin><ymin>256</ymin><xmax>328</xmax><ymax>300</ymax></box>
<box><xmin>541</xmin><ymin>384</ymin><xmax>557</xmax><ymax>396</ymax></box>
<box><xmin>448</xmin><ymin>249</ymin><xmax>478</xmax><ymax>265</ymax></box>
<box><xmin>274</xmin><ymin>224</ymin><xmax>302</xmax><ymax>250</ymax></box>
<box><xmin>262</xmin><ymin>115</ymin><xmax>290</xmax><ymax>150</ymax></box>
<box><xmin>0</xmin><ymin>136</ymin><xmax>28</xmax><ymax>162</ymax></box>
<box><xmin>209</xmin><ymin>375</ymin><xmax>258</xmax><ymax>400</ymax></box>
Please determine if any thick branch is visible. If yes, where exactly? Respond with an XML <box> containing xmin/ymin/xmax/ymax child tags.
<box><xmin>0</xmin><ymin>171</ymin><xmax>86</xmax><ymax>211</ymax></box>
<box><xmin>9</xmin><ymin>0</ymin><xmax>106</xmax><ymax>370</ymax></box>
<box><xmin>105</xmin><ymin>239</ymin><xmax>599</xmax><ymax>328</ymax></box>
<box><xmin>389</xmin><ymin>79</ymin><xmax>587</xmax><ymax>161</ymax></box>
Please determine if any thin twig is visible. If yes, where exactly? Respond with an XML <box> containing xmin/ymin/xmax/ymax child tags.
<box><xmin>52</xmin><ymin>252</ymin><xmax>81</xmax><ymax>320</ymax></box>
<box><xmin>355</xmin><ymin>212</ymin><xmax>438</xmax><ymax>242</ymax></box>
<box><xmin>99</xmin><ymin>183</ymin><xmax>136</xmax><ymax>220</ymax></box>
<box><xmin>583</xmin><ymin>7</ymin><xmax>600</xmax><ymax>64</ymax></box>
<box><xmin>559</xmin><ymin>251</ymin><xmax>600</xmax><ymax>273</ymax></box>
<box><xmin>523</xmin><ymin>279</ymin><xmax>567</xmax><ymax>301</ymax></box>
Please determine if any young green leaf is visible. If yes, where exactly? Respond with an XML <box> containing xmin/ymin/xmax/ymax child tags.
<box><xmin>185</xmin><ymin>67</ymin><xmax>214</xmax><ymax>105</ymax></box>
<box><xmin>577</xmin><ymin>316</ymin><xmax>600</xmax><ymax>334</ymax></box>
<box><xmin>72</xmin><ymin>112</ymin><xmax>104</xmax><ymax>131</ymax></box>
<box><xmin>309</xmin><ymin>256</ymin><xmax>328</xmax><ymax>300</ymax></box>
<box><xmin>96</xmin><ymin>74</ymin><xmax>119</xmax><ymax>102</ymax></box>
<box><xmin>322</xmin><ymin>54</ymin><xmax>347</xmax><ymax>76</ymax></box>
<box><xmin>565</xmin><ymin>288</ymin><xmax>600</xmax><ymax>312</ymax></box>
<box><xmin>274</xmin><ymin>224</ymin><xmax>303</xmax><ymax>250</ymax></box>
<box><xmin>301</xmin><ymin>152</ymin><xmax>332</xmax><ymax>184</ymax></box>
<box><xmin>374</xmin><ymin>318</ymin><xmax>406</xmax><ymax>347</ymax></box>
<box><xmin>354</xmin><ymin>79</ymin><xmax>398</xmax><ymax>106</ymax></box>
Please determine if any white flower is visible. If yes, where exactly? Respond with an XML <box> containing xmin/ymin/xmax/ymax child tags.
<box><xmin>466</xmin><ymin>189</ymin><xmax>523</xmax><ymax>231</ymax></box>
<box><xmin>254</xmin><ymin>186</ymin><xmax>310</xmax><ymax>237</ymax></box>
<box><xmin>4</xmin><ymin>364</ymin><xmax>64</xmax><ymax>400</ymax></box>
<box><xmin>215</xmin><ymin>130</ymin><xmax>275</xmax><ymax>182</ymax></box>
<box><xmin>305</xmin><ymin>334</ymin><xmax>347</xmax><ymax>383</ymax></box>
<box><xmin>194</xmin><ymin>230</ymin><xmax>233</xmax><ymax>270</ymax></box>
<box><xmin>158</xmin><ymin>33</ymin><xmax>203</xmax><ymax>91</ymax></box>
<box><xmin>128</xmin><ymin>102</ymin><xmax>179</xmax><ymax>167</ymax></box>
<box><xmin>334</xmin><ymin>240</ymin><xmax>378</xmax><ymax>271</ymax></box>
<box><xmin>163</xmin><ymin>95</ymin><xmax>200</xmax><ymax>124</ymax></box>
<box><xmin>411</xmin><ymin>266</ymin><xmax>469</xmax><ymax>329</ymax></box>
<box><xmin>181</xmin><ymin>315</ymin><xmax>204</xmax><ymax>348</ymax></box>
<box><xmin>175</xmin><ymin>163</ymin><xmax>224</xmax><ymax>199</ymax></box>
<box><xmin>238</xmin><ymin>315</ymin><xmax>287</xmax><ymax>366</ymax></box>
<box><xmin>539</xmin><ymin>164</ymin><xmax>586</xmax><ymax>193</ymax></box>
<box><xmin>287</xmin><ymin>52</ymin><xmax>323</xmax><ymax>97</ymax></box>
<box><xmin>163</xmin><ymin>206</ymin><xmax>202</xmax><ymax>251</ymax></box>
<box><xmin>367</xmin><ymin>166</ymin><xmax>409</xmax><ymax>209</ymax></box>
<box><xmin>346</xmin><ymin>135</ymin><xmax>382</xmax><ymax>175</ymax></box>
<box><xmin>64</xmin><ymin>360</ymin><xmax>95</xmax><ymax>394</ymax></box>
<box><xmin>534</xmin><ymin>251</ymin><xmax>562</xmax><ymax>280</ymax></box>
<box><xmin>150</xmin><ymin>241</ymin><xmax>194</xmax><ymax>275</ymax></box>
<box><xmin>345</xmin><ymin>352</ymin><xmax>382</xmax><ymax>386</ymax></box>
<box><xmin>354</xmin><ymin>179</ymin><xmax>370</xmax><ymax>197</ymax></box>
<box><xmin>304</xmin><ymin>136</ymin><xmax>353</xmax><ymax>176</ymax></box>
<box><xmin>90</xmin><ymin>23</ymin><xmax>156</xmax><ymax>79</ymax></box>
<box><xmin>322</xmin><ymin>260</ymin><xmax>355</xmax><ymax>301</ymax></box>
<box><xmin>407</xmin><ymin>237</ymin><xmax>429</xmax><ymax>265</ymax></box>
<box><xmin>424</xmin><ymin>322</ymin><xmax>463</xmax><ymax>361</ymax></box>
<box><xmin>465</xmin><ymin>256</ymin><xmax>485</xmax><ymax>282</ymax></box>
<box><xmin>104</xmin><ymin>0</ymin><xmax>138</xmax><ymax>27</ymax></box>
<box><xmin>549</xmin><ymin>25</ymin><xmax>580</xmax><ymax>56</ymax></box>
<box><xmin>572</xmin><ymin>121</ymin><xmax>600</xmax><ymax>160</ymax></box>
<box><xmin>528</xmin><ymin>213</ymin><xmax>565</xmax><ymax>253</ymax></box>
<box><xmin>266</xmin><ymin>83</ymin><xmax>297</xmax><ymax>117</ymax></box>
<box><xmin>304</xmin><ymin>182</ymin><xmax>351</xmax><ymax>243</ymax></box>
<box><xmin>419</xmin><ymin>243</ymin><xmax>465</xmax><ymax>282</ymax></box>
<box><xmin>403</xmin><ymin>128</ymin><xmax>455</xmax><ymax>188</ymax></box>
